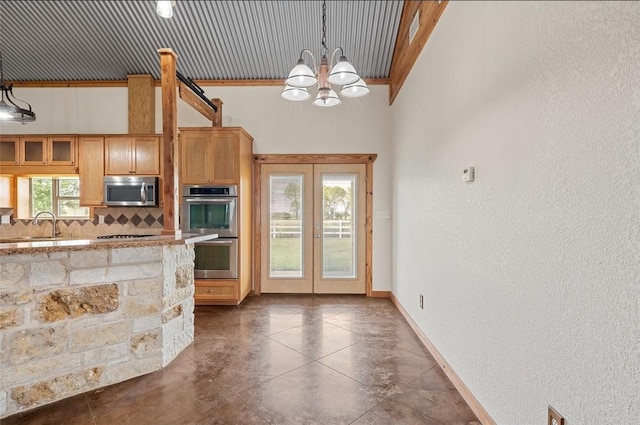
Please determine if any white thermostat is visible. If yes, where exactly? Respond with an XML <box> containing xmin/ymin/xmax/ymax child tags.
<box><xmin>462</xmin><ymin>166</ymin><xmax>475</xmax><ymax>182</ymax></box>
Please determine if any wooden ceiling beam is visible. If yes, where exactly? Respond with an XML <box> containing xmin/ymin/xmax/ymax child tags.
<box><xmin>388</xmin><ymin>0</ymin><xmax>448</xmax><ymax>105</ymax></box>
<box><xmin>7</xmin><ymin>77</ymin><xmax>390</xmax><ymax>89</ymax></box>
<box><xmin>178</xmin><ymin>81</ymin><xmax>216</xmax><ymax>123</ymax></box>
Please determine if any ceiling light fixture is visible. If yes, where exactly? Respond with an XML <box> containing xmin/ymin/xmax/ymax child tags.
<box><xmin>281</xmin><ymin>0</ymin><xmax>369</xmax><ymax>107</ymax></box>
<box><xmin>157</xmin><ymin>0</ymin><xmax>176</xmax><ymax>19</ymax></box>
<box><xmin>0</xmin><ymin>53</ymin><xmax>36</xmax><ymax>123</ymax></box>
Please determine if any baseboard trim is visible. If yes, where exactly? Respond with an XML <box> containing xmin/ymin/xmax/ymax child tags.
<box><xmin>370</xmin><ymin>290</ymin><xmax>391</xmax><ymax>298</ymax></box>
<box><xmin>390</xmin><ymin>293</ymin><xmax>496</xmax><ymax>425</ymax></box>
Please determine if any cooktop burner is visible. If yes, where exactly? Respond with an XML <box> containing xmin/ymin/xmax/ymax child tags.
<box><xmin>96</xmin><ymin>234</ymin><xmax>155</xmax><ymax>239</ymax></box>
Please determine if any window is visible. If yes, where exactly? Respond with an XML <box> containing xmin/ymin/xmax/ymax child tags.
<box><xmin>30</xmin><ymin>177</ymin><xmax>90</xmax><ymax>218</ymax></box>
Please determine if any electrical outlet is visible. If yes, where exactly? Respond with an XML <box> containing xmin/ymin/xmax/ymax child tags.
<box><xmin>548</xmin><ymin>406</ymin><xmax>564</xmax><ymax>425</ymax></box>
<box><xmin>419</xmin><ymin>294</ymin><xmax>424</xmax><ymax>310</ymax></box>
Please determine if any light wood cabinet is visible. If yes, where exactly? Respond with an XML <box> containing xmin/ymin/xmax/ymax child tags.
<box><xmin>105</xmin><ymin>136</ymin><xmax>160</xmax><ymax>175</ymax></box>
<box><xmin>0</xmin><ymin>136</ymin><xmax>20</xmax><ymax>165</ymax></box>
<box><xmin>180</xmin><ymin>128</ymin><xmax>250</xmax><ymax>184</ymax></box>
<box><xmin>194</xmin><ymin>280</ymin><xmax>238</xmax><ymax>303</ymax></box>
<box><xmin>19</xmin><ymin>136</ymin><xmax>47</xmax><ymax>165</ymax></box>
<box><xmin>78</xmin><ymin>137</ymin><xmax>105</xmax><ymax>206</ymax></box>
<box><xmin>48</xmin><ymin>137</ymin><xmax>77</xmax><ymax>165</ymax></box>
<box><xmin>0</xmin><ymin>136</ymin><xmax>77</xmax><ymax>166</ymax></box>
<box><xmin>180</xmin><ymin>127</ymin><xmax>254</xmax><ymax>305</ymax></box>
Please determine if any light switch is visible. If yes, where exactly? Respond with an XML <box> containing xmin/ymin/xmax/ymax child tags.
<box><xmin>376</xmin><ymin>210</ymin><xmax>391</xmax><ymax>219</ymax></box>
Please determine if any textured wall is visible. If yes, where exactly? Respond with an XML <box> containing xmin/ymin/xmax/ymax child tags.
<box><xmin>0</xmin><ymin>85</ymin><xmax>393</xmax><ymax>291</ymax></box>
<box><xmin>391</xmin><ymin>2</ymin><xmax>640</xmax><ymax>424</ymax></box>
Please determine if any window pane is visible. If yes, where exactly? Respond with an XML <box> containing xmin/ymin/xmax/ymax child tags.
<box><xmin>57</xmin><ymin>200</ymin><xmax>89</xmax><ymax>218</ymax></box>
<box><xmin>269</xmin><ymin>175</ymin><xmax>304</xmax><ymax>278</ymax></box>
<box><xmin>31</xmin><ymin>178</ymin><xmax>53</xmax><ymax>216</ymax></box>
<box><xmin>322</xmin><ymin>174</ymin><xmax>357</xmax><ymax>278</ymax></box>
<box><xmin>29</xmin><ymin>177</ymin><xmax>89</xmax><ymax>219</ymax></box>
<box><xmin>58</xmin><ymin>178</ymin><xmax>80</xmax><ymax>197</ymax></box>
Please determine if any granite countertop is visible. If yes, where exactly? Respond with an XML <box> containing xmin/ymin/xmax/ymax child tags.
<box><xmin>0</xmin><ymin>233</ymin><xmax>218</xmax><ymax>256</ymax></box>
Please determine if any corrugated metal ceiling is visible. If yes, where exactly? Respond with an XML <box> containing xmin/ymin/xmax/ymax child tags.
<box><xmin>0</xmin><ymin>1</ymin><xmax>403</xmax><ymax>82</ymax></box>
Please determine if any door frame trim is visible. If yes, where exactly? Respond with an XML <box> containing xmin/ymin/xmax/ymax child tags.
<box><xmin>253</xmin><ymin>154</ymin><xmax>377</xmax><ymax>296</ymax></box>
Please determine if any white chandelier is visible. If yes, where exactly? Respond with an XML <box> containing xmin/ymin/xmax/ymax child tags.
<box><xmin>281</xmin><ymin>0</ymin><xmax>370</xmax><ymax>107</ymax></box>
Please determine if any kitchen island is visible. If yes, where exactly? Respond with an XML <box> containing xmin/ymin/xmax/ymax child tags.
<box><xmin>0</xmin><ymin>233</ymin><xmax>216</xmax><ymax>419</ymax></box>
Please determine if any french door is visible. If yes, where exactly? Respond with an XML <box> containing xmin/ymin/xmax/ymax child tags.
<box><xmin>260</xmin><ymin>163</ymin><xmax>366</xmax><ymax>294</ymax></box>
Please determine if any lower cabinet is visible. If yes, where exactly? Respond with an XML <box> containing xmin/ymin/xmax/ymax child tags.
<box><xmin>194</xmin><ymin>280</ymin><xmax>239</xmax><ymax>305</ymax></box>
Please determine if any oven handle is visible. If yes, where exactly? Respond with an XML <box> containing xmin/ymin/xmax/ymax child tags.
<box><xmin>184</xmin><ymin>198</ymin><xmax>235</xmax><ymax>203</ymax></box>
<box><xmin>201</xmin><ymin>239</ymin><xmax>235</xmax><ymax>245</ymax></box>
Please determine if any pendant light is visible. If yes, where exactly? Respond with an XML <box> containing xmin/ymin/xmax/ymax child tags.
<box><xmin>282</xmin><ymin>1</ymin><xmax>369</xmax><ymax>107</ymax></box>
<box><xmin>0</xmin><ymin>53</ymin><xmax>36</xmax><ymax>123</ymax></box>
<box><xmin>157</xmin><ymin>1</ymin><xmax>176</xmax><ymax>19</ymax></box>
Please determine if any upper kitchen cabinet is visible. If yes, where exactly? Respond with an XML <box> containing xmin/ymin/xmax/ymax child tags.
<box><xmin>0</xmin><ymin>136</ymin><xmax>77</xmax><ymax>166</ymax></box>
<box><xmin>78</xmin><ymin>137</ymin><xmax>105</xmax><ymax>206</ymax></box>
<box><xmin>179</xmin><ymin>128</ymin><xmax>253</xmax><ymax>184</ymax></box>
<box><xmin>0</xmin><ymin>136</ymin><xmax>19</xmax><ymax>165</ymax></box>
<box><xmin>105</xmin><ymin>135</ymin><xmax>160</xmax><ymax>175</ymax></box>
<box><xmin>22</xmin><ymin>136</ymin><xmax>77</xmax><ymax>165</ymax></box>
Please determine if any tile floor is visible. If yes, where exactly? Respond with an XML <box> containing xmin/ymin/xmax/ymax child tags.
<box><xmin>3</xmin><ymin>295</ymin><xmax>481</xmax><ymax>425</ymax></box>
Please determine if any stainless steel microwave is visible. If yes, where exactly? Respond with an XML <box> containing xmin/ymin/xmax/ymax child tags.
<box><xmin>103</xmin><ymin>176</ymin><xmax>158</xmax><ymax>207</ymax></box>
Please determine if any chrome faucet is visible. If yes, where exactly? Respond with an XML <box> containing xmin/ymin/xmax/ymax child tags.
<box><xmin>32</xmin><ymin>211</ymin><xmax>59</xmax><ymax>238</ymax></box>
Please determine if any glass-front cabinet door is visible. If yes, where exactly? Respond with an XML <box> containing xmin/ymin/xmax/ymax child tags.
<box><xmin>16</xmin><ymin>136</ymin><xmax>76</xmax><ymax>165</ymax></box>
<box><xmin>20</xmin><ymin>136</ymin><xmax>46</xmax><ymax>165</ymax></box>
<box><xmin>49</xmin><ymin>137</ymin><xmax>76</xmax><ymax>165</ymax></box>
<box><xmin>0</xmin><ymin>137</ymin><xmax>19</xmax><ymax>165</ymax></box>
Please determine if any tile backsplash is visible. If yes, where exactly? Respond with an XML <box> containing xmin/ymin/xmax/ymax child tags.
<box><xmin>0</xmin><ymin>207</ymin><xmax>164</xmax><ymax>238</ymax></box>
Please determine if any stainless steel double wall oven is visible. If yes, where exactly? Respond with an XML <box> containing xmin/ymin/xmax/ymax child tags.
<box><xmin>182</xmin><ymin>185</ymin><xmax>238</xmax><ymax>279</ymax></box>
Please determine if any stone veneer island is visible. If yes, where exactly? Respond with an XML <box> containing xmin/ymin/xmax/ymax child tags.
<box><xmin>0</xmin><ymin>234</ymin><xmax>215</xmax><ymax>419</ymax></box>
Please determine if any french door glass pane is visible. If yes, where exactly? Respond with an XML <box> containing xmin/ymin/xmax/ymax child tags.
<box><xmin>269</xmin><ymin>175</ymin><xmax>304</xmax><ymax>278</ymax></box>
<box><xmin>322</xmin><ymin>174</ymin><xmax>357</xmax><ymax>278</ymax></box>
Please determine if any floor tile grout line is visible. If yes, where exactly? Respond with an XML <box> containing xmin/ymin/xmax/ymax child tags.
<box><xmin>83</xmin><ymin>393</ymin><xmax>98</xmax><ymax>425</ymax></box>
<box><xmin>346</xmin><ymin>400</ymin><xmax>384</xmax><ymax>425</ymax></box>
<box><xmin>225</xmin><ymin>358</ymin><xmax>316</xmax><ymax>398</ymax></box>
<box><xmin>391</xmin><ymin>397</ymin><xmax>449</xmax><ymax>425</ymax></box>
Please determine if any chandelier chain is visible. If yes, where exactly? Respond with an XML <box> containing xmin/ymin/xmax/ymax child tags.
<box><xmin>321</xmin><ymin>0</ymin><xmax>327</xmax><ymax>51</ymax></box>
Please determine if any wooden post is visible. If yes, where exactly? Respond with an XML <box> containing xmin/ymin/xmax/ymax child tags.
<box><xmin>158</xmin><ymin>48</ymin><xmax>180</xmax><ymax>236</ymax></box>
<box><xmin>211</xmin><ymin>98</ymin><xmax>223</xmax><ymax>126</ymax></box>
<box><xmin>127</xmin><ymin>74</ymin><xmax>155</xmax><ymax>134</ymax></box>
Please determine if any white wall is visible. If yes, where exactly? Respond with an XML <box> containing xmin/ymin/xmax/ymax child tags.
<box><xmin>391</xmin><ymin>2</ymin><xmax>639</xmax><ymax>424</ymax></box>
<box><xmin>0</xmin><ymin>85</ymin><xmax>393</xmax><ymax>291</ymax></box>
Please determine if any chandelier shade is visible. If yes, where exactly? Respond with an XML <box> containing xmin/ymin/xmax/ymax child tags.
<box><xmin>313</xmin><ymin>88</ymin><xmax>341</xmax><ymax>108</ymax></box>
<box><xmin>285</xmin><ymin>58</ymin><xmax>317</xmax><ymax>88</ymax></box>
<box><xmin>340</xmin><ymin>79</ymin><xmax>370</xmax><ymax>98</ymax></box>
<box><xmin>281</xmin><ymin>85</ymin><xmax>310</xmax><ymax>102</ymax></box>
<box><xmin>327</xmin><ymin>56</ymin><xmax>359</xmax><ymax>86</ymax></box>
<box><xmin>281</xmin><ymin>0</ymin><xmax>368</xmax><ymax>108</ymax></box>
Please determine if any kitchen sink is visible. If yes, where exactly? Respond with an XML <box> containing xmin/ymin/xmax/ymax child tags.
<box><xmin>0</xmin><ymin>236</ymin><xmax>67</xmax><ymax>243</ymax></box>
